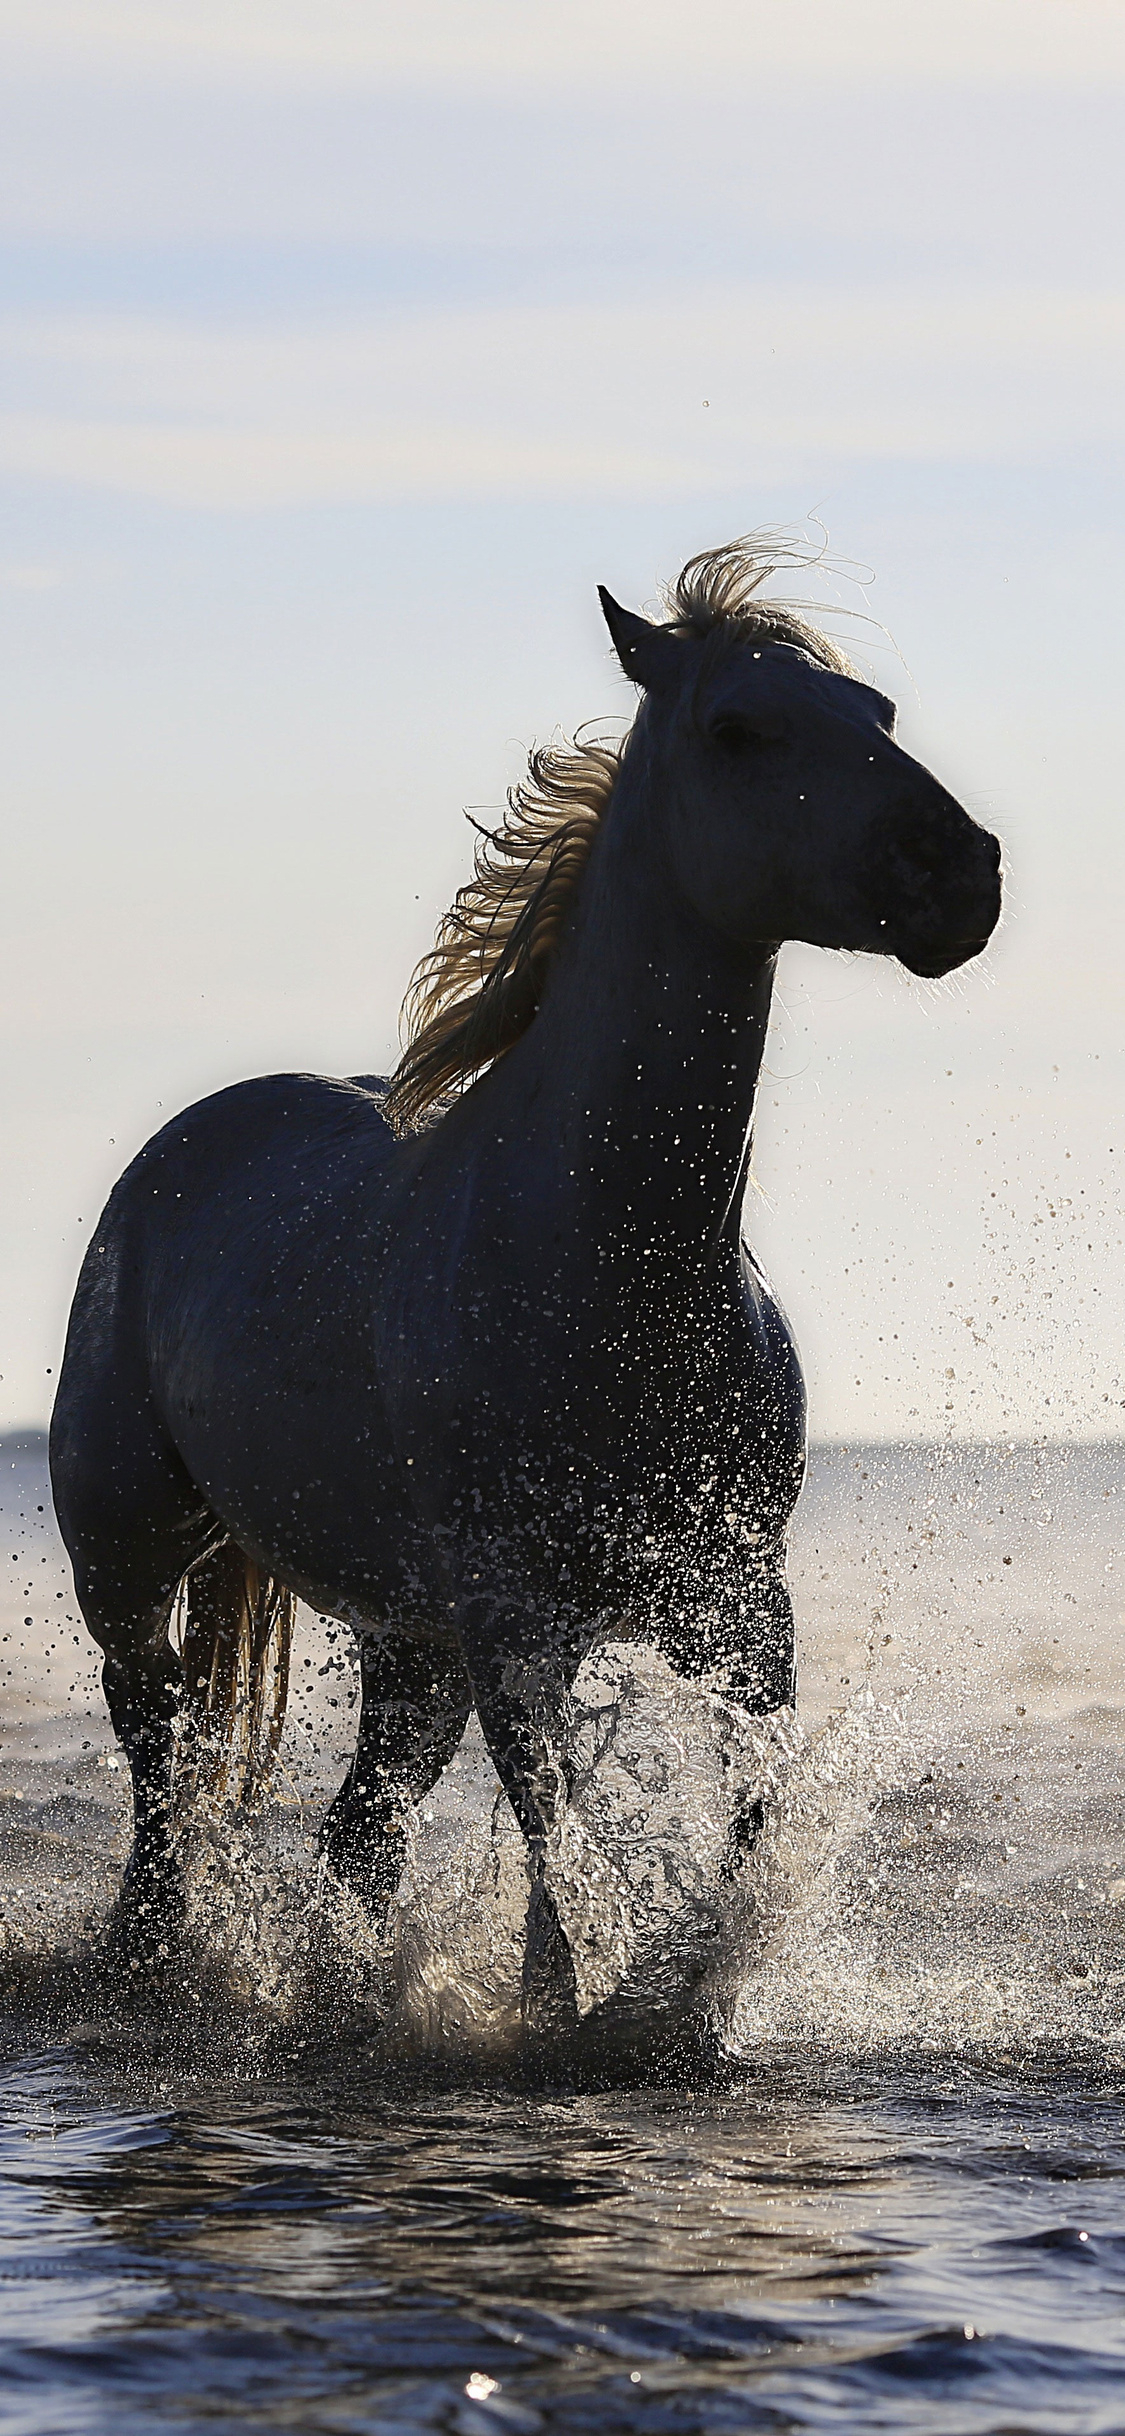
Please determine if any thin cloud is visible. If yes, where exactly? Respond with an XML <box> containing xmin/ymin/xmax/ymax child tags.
<box><xmin>1</xmin><ymin>284</ymin><xmax>1120</xmax><ymax>507</ymax></box>
<box><xmin>0</xmin><ymin>561</ymin><xmax>61</xmax><ymax>589</ymax></box>
<box><xmin>4</xmin><ymin>0</ymin><xmax>1124</xmax><ymax>87</ymax></box>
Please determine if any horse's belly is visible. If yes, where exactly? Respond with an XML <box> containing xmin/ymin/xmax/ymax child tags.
<box><xmin>276</xmin><ymin>1557</ymin><xmax>459</xmax><ymax>1648</ymax></box>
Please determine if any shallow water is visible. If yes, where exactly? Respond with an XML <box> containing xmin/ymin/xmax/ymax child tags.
<box><xmin>3</xmin><ymin>1437</ymin><xmax>1125</xmax><ymax>2433</ymax></box>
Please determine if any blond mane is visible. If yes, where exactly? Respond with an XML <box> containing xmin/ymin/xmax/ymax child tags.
<box><xmin>383</xmin><ymin>535</ymin><xmax>853</xmax><ymax>1132</ymax></box>
<box><xmin>663</xmin><ymin>534</ymin><xmax>856</xmax><ymax>671</ymax></box>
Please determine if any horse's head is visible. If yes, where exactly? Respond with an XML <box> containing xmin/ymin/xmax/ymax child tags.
<box><xmin>600</xmin><ymin>589</ymin><xmax>1002</xmax><ymax>978</ymax></box>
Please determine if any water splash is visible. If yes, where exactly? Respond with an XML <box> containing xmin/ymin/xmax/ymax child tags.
<box><xmin>5</xmin><ymin>1441</ymin><xmax>1125</xmax><ymax>2080</ymax></box>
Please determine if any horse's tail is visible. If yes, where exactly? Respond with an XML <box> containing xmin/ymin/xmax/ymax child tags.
<box><xmin>175</xmin><ymin>1540</ymin><xmax>295</xmax><ymax>1808</ymax></box>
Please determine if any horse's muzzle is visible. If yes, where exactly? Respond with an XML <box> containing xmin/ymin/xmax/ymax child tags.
<box><xmin>870</xmin><ymin>796</ymin><xmax>1003</xmax><ymax>978</ymax></box>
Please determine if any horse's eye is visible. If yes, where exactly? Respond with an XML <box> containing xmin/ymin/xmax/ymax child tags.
<box><xmin>711</xmin><ymin>718</ymin><xmax>763</xmax><ymax>755</ymax></box>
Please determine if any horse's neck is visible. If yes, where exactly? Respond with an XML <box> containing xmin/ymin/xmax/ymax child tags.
<box><xmin>521</xmin><ymin>768</ymin><xmax>777</xmax><ymax>1262</ymax></box>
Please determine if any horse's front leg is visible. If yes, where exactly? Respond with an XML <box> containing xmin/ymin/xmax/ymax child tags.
<box><xmin>320</xmin><ymin>1627</ymin><xmax>472</xmax><ymax>1927</ymax></box>
<box><xmin>463</xmin><ymin>1605</ymin><xmax>580</xmax><ymax>2038</ymax></box>
<box><xmin>663</xmin><ymin>1550</ymin><xmax>797</xmax><ymax>1877</ymax></box>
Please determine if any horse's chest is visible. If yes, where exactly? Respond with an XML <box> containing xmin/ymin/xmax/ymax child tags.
<box><xmin>394</xmin><ymin>1234</ymin><xmax>804</xmax><ymax>1597</ymax></box>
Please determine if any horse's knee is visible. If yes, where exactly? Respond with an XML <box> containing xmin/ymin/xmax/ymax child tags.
<box><xmin>100</xmin><ymin>1642</ymin><xmax>182</xmax><ymax>1749</ymax></box>
<box><xmin>726</xmin><ymin>1636</ymin><xmax>796</xmax><ymax>1714</ymax></box>
<box><xmin>349</xmin><ymin>1633</ymin><xmax>472</xmax><ymax>1783</ymax></box>
<box><xmin>666</xmin><ymin>1562</ymin><xmax>797</xmax><ymax>1713</ymax></box>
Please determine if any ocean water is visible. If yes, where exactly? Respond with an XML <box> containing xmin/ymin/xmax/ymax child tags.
<box><xmin>2</xmin><ymin>1435</ymin><xmax>1125</xmax><ymax>2434</ymax></box>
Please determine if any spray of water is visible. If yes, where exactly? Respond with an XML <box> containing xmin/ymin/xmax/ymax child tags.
<box><xmin>4</xmin><ymin>1444</ymin><xmax>1125</xmax><ymax>2079</ymax></box>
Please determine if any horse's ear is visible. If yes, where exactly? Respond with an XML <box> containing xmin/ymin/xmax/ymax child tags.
<box><xmin>598</xmin><ymin>586</ymin><xmax>684</xmax><ymax>691</ymax></box>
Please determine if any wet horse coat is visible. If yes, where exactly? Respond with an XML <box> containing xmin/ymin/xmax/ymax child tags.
<box><xmin>49</xmin><ymin>546</ymin><xmax>1003</xmax><ymax>2023</ymax></box>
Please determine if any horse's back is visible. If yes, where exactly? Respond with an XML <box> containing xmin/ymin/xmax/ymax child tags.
<box><xmin>139</xmin><ymin>1067</ymin><xmax>396</xmax><ymax>1206</ymax></box>
<box><xmin>63</xmin><ymin>1070</ymin><xmax>398</xmax><ymax>1318</ymax></box>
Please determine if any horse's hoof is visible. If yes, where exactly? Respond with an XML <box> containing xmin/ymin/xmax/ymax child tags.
<box><xmin>521</xmin><ymin>1974</ymin><xmax>581</xmax><ymax>2041</ymax></box>
<box><xmin>522</xmin><ymin>1875</ymin><xmax>580</xmax><ymax>2040</ymax></box>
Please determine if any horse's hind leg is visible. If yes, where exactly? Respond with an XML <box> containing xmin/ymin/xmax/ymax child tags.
<box><xmin>320</xmin><ymin>1628</ymin><xmax>472</xmax><ymax>1926</ymax></box>
<box><xmin>50</xmin><ymin>1390</ymin><xmax>211</xmax><ymax>1955</ymax></box>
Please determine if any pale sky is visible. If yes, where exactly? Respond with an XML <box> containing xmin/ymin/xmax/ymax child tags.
<box><xmin>2</xmin><ymin>0</ymin><xmax>1123</xmax><ymax>1438</ymax></box>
